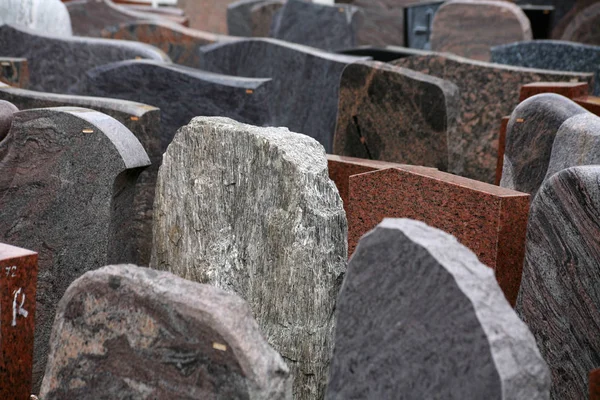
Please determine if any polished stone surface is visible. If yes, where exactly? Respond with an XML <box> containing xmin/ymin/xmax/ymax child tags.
<box><xmin>0</xmin><ymin>0</ymin><xmax>72</xmax><ymax>36</ymax></box>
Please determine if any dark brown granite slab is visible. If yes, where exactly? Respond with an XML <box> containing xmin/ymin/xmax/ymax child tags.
<box><xmin>393</xmin><ymin>53</ymin><xmax>594</xmax><ymax>183</ymax></box>
<box><xmin>0</xmin><ymin>58</ymin><xmax>29</xmax><ymax>89</ymax></box>
<box><xmin>520</xmin><ymin>81</ymin><xmax>590</xmax><ymax>102</ymax></box>
<box><xmin>575</xmin><ymin>95</ymin><xmax>600</xmax><ymax>116</ymax></box>
<box><xmin>333</xmin><ymin>60</ymin><xmax>459</xmax><ymax>171</ymax></box>
<box><xmin>561</xmin><ymin>1</ymin><xmax>600</xmax><ymax>45</ymax></box>
<box><xmin>591</xmin><ymin>369</ymin><xmax>600</xmax><ymax>400</ymax></box>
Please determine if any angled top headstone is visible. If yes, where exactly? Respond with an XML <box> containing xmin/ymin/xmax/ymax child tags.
<box><xmin>270</xmin><ymin>0</ymin><xmax>363</xmax><ymax>52</ymax></box>
<box><xmin>393</xmin><ymin>52</ymin><xmax>594</xmax><ymax>183</ymax></box>
<box><xmin>333</xmin><ymin>60</ymin><xmax>459</xmax><ymax>171</ymax></box>
<box><xmin>326</xmin><ymin>218</ymin><xmax>550</xmax><ymax>400</ymax></box>
<box><xmin>561</xmin><ymin>2</ymin><xmax>600</xmax><ymax>45</ymax></box>
<box><xmin>199</xmin><ymin>38</ymin><xmax>367</xmax><ymax>152</ymax></box>
<box><xmin>0</xmin><ymin>107</ymin><xmax>150</xmax><ymax>392</ymax></box>
<box><xmin>0</xmin><ymin>0</ymin><xmax>72</xmax><ymax>37</ymax></box>
<box><xmin>77</xmin><ymin>59</ymin><xmax>273</xmax><ymax>153</ymax></box>
<box><xmin>151</xmin><ymin>117</ymin><xmax>347</xmax><ymax>400</ymax></box>
<box><xmin>0</xmin><ymin>24</ymin><xmax>170</xmax><ymax>94</ymax></box>
<box><xmin>39</xmin><ymin>264</ymin><xmax>292</xmax><ymax>400</ymax></box>
<box><xmin>519</xmin><ymin>166</ymin><xmax>600</xmax><ymax>400</ymax></box>
<box><xmin>492</xmin><ymin>40</ymin><xmax>600</xmax><ymax>95</ymax></box>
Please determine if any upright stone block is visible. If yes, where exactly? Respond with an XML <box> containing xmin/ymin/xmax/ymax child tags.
<box><xmin>151</xmin><ymin>117</ymin><xmax>347</xmax><ymax>400</ymax></box>
<box><xmin>0</xmin><ymin>58</ymin><xmax>29</xmax><ymax>89</ymax></box>
<box><xmin>0</xmin><ymin>243</ymin><xmax>38</xmax><ymax>400</ymax></box>
<box><xmin>0</xmin><ymin>0</ymin><xmax>72</xmax><ymax>36</ymax></box>
<box><xmin>39</xmin><ymin>265</ymin><xmax>291</xmax><ymax>399</ymax></box>
<box><xmin>519</xmin><ymin>81</ymin><xmax>590</xmax><ymax>102</ymax></box>
<box><xmin>326</xmin><ymin>218</ymin><xmax>550</xmax><ymax>400</ymax></box>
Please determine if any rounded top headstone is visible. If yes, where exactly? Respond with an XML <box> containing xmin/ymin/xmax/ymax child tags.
<box><xmin>0</xmin><ymin>99</ymin><xmax>18</xmax><ymax>142</ymax></box>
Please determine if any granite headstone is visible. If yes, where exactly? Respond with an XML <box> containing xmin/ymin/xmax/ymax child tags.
<box><xmin>0</xmin><ymin>0</ymin><xmax>72</xmax><ymax>37</ymax></box>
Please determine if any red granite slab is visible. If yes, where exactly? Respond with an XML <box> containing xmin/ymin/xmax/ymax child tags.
<box><xmin>348</xmin><ymin>167</ymin><xmax>529</xmax><ymax>306</ymax></box>
<box><xmin>591</xmin><ymin>368</ymin><xmax>600</xmax><ymax>400</ymax></box>
<box><xmin>519</xmin><ymin>81</ymin><xmax>590</xmax><ymax>102</ymax></box>
<box><xmin>495</xmin><ymin>116</ymin><xmax>510</xmax><ymax>186</ymax></box>
<box><xmin>0</xmin><ymin>243</ymin><xmax>38</xmax><ymax>400</ymax></box>
<box><xmin>575</xmin><ymin>96</ymin><xmax>600</xmax><ymax>116</ymax></box>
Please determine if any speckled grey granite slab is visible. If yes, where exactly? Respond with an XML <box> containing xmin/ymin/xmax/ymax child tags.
<box><xmin>227</xmin><ymin>0</ymin><xmax>266</xmax><ymax>36</ymax></box>
<box><xmin>198</xmin><ymin>38</ymin><xmax>367</xmax><ymax>152</ymax></box>
<box><xmin>0</xmin><ymin>0</ymin><xmax>72</xmax><ymax>36</ymax></box>
<box><xmin>327</xmin><ymin>218</ymin><xmax>550</xmax><ymax>400</ymax></box>
<box><xmin>492</xmin><ymin>40</ymin><xmax>600</xmax><ymax>95</ymax></box>
<box><xmin>0</xmin><ymin>107</ymin><xmax>150</xmax><ymax>393</ymax></box>
<box><xmin>0</xmin><ymin>24</ymin><xmax>170</xmax><ymax>94</ymax></box>
<box><xmin>76</xmin><ymin>59</ymin><xmax>273</xmax><ymax>153</ymax></box>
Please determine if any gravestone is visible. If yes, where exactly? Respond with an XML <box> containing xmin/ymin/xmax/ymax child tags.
<box><xmin>519</xmin><ymin>166</ymin><xmax>600</xmax><ymax>400</ymax></box>
<box><xmin>576</xmin><ymin>95</ymin><xmax>600</xmax><ymax>115</ymax></box>
<box><xmin>0</xmin><ymin>107</ymin><xmax>150</xmax><ymax>392</ymax></box>
<box><xmin>270</xmin><ymin>0</ymin><xmax>363</xmax><ymax>52</ymax></box>
<box><xmin>0</xmin><ymin>58</ymin><xmax>29</xmax><ymax>88</ymax></box>
<box><xmin>393</xmin><ymin>53</ymin><xmax>594</xmax><ymax>183</ymax></box>
<box><xmin>0</xmin><ymin>0</ymin><xmax>72</xmax><ymax>37</ymax></box>
<box><xmin>250</xmin><ymin>0</ymin><xmax>285</xmax><ymax>37</ymax></box>
<box><xmin>327</xmin><ymin>218</ymin><xmax>550</xmax><ymax>400</ymax></box>
<box><xmin>561</xmin><ymin>2</ymin><xmax>600</xmax><ymax>45</ymax></box>
<box><xmin>500</xmin><ymin>94</ymin><xmax>589</xmax><ymax>197</ymax></box>
<box><xmin>430</xmin><ymin>0</ymin><xmax>532</xmax><ymax>62</ymax></box>
<box><xmin>0</xmin><ymin>83</ymin><xmax>161</xmax><ymax>266</ymax></box>
<box><xmin>0</xmin><ymin>24</ymin><xmax>169</xmax><ymax>94</ymax></box>
<box><xmin>339</xmin><ymin>0</ymin><xmax>409</xmax><ymax>47</ymax></box>
<box><xmin>39</xmin><ymin>264</ymin><xmax>292</xmax><ymax>399</ymax></box>
<box><xmin>151</xmin><ymin>117</ymin><xmax>347</xmax><ymax>400</ymax></box>
<box><xmin>347</xmin><ymin>167</ymin><xmax>529</xmax><ymax>305</ymax></box>
<box><xmin>199</xmin><ymin>38</ymin><xmax>366</xmax><ymax>152</ymax></box>
<box><xmin>492</xmin><ymin>40</ymin><xmax>600</xmax><ymax>95</ymax></box>
<box><xmin>227</xmin><ymin>0</ymin><xmax>265</xmax><ymax>36</ymax></box>
<box><xmin>0</xmin><ymin>243</ymin><xmax>38</xmax><ymax>400</ymax></box>
<box><xmin>333</xmin><ymin>60</ymin><xmax>459</xmax><ymax>171</ymax></box>
<box><xmin>0</xmin><ymin>100</ymin><xmax>18</xmax><ymax>141</ymax></box>
<box><xmin>519</xmin><ymin>82</ymin><xmax>590</xmax><ymax>102</ymax></box>
<box><xmin>77</xmin><ymin>59</ymin><xmax>272</xmax><ymax>153</ymax></box>
<box><xmin>404</xmin><ymin>1</ymin><xmax>443</xmax><ymax>50</ymax></box>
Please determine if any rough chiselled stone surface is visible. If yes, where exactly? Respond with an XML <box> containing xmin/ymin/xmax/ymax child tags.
<box><xmin>0</xmin><ymin>107</ymin><xmax>150</xmax><ymax>392</ymax></box>
<box><xmin>0</xmin><ymin>0</ymin><xmax>72</xmax><ymax>36</ymax></box>
<box><xmin>348</xmin><ymin>167</ymin><xmax>529</xmax><ymax>305</ymax></box>
<box><xmin>0</xmin><ymin>57</ymin><xmax>29</xmax><ymax>88</ymax></box>
<box><xmin>0</xmin><ymin>243</ymin><xmax>38</xmax><ymax>400</ymax></box>
<box><xmin>492</xmin><ymin>40</ymin><xmax>600</xmax><ymax>95</ymax></box>
<box><xmin>250</xmin><ymin>0</ymin><xmax>284</xmax><ymax>37</ymax></box>
<box><xmin>430</xmin><ymin>0</ymin><xmax>532</xmax><ymax>62</ymax></box>
<box><xmin>333</xmin><ymin>60</ymin><xmax>459</xmax><ymax>171</ymax></box>
<box><xmin>199</xmin><ymin>38</ymin><xmax>366</xmax><ymax>152</ymax></box>
<box><xmin>500</xmin><ymin>94</ymin><xmax>589</xmax><ymax>197</ymax></box>
<box><xmin>0</xmin><ymin>99</ymin><xmax>18</xmax><ymax>142</ymax></box>
<box><xmin>519</xmin><ymin>81</ymin><xmax>590</xmax><ymax>102</ymax></box>
<box><xmin>561</xmin><ymin>2</ymin><xmax>600</xmax><ymax>45</ymax></box>
<box><xmin>77</xmin><ymin>59</ymin><xmax>272</xmax><ymax>153</ymax></box>
<box><xmin>39</xmin><ymin>264</ymin><xmax>291</xmax><ymax>400</ymax></box>
<box><xmin>270</xmin><ymin>0</ymin><xmax>363</xmax><ymax>52</ymax></box>
<box><xmin>393</xmin><ymin>53</ymin><xmax>594</xmax><ymax>183</ymax></box>
<box><xmin>0</xmin><ymin>24</ymin><xmax>169</xmax><ymax>94</ymax></box>
<box><xmin>518</xmin><ymin>166</ymin><xmax>600</xmax><ymax>400</ymax></box>
<box><xmin>327</xmin><ymin>218</ymin><xmax>550</xmax><ymax>400</ymax></box>
<box><xmin>0</xmin><ymin>83</ymin><xmax>161</xmax><ymax>266</ymax></box>
<box><xmin>151</xmin><ymin>117</ymin><xmax>347</xmax><ymax>400</ymax></box>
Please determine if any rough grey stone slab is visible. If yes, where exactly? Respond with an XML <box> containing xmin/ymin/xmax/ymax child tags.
<box><xmin>518</xmin><ymin>166</ymin><xmax>600</xmax><ymax>400</ymax></box>
<box><xmin>327</xmin><ymin>218</ymin><xmax>550</xmax><ymax>400</ymax></box>
<box><xmin>39</xmin><ymin>264</ymin><xmax>292</xmax><ymax>400</ymax></box>
<box><xmin>151</xmin><ymin>117</ymin><xmax>347</xmax><ymax>400</ymax></box>
<box><xmin>270</xmin><ymin>0</ymin><xmax>363</xmax><ymax>52</ymax></box>
<box><xmin>491</xmin><ymin>40</ymin><xmax>600</xmax><ymax>95</ymax></box>
<box><xmin>500</xmin><ymin>93</ymin><xmax>588</xmax><ymax>197</ymax></box>
<box><xmin>227</xmin><ymin>0</ymin><xmax>266</xmax><ymax>36</ymax></box>
<box><xmin>198</xmin><ymin>38</ymin><xmax>367</xmax><ymax>152</ymax></box>
<box><xmin>0</xmin><ymin>82</ymin><xmax>161</xmax><ymax>266</ymax></box>
<box><xmin>76</xmin><ymin>59</ymin><xmax>273</xmax><ymax>153</ymax></box>
<box><xmin>0</xmin><ymin>24</ymin><xmax>170</xmax><ymax>94</ymax></box>
<box><xmin>0</xmin><ymin>0</ymin><xmax>72</xmax><ymax>37</ymax></box>
<box><xmin>0</xmin><ymin>107</ymin><xmax>150</xmax><ymax>392</ymax></box>
<box><xmin>0</xmin><ymin>99</ymin><xmax>18</xmax><ymax>141</ymax></box>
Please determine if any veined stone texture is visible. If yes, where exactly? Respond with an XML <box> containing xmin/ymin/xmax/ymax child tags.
<box><xmin>0</xmin><ymin>0</ymin><xmax>72</xmax><ymax>37</ymax></box>
<box><xmin>151</xmin><ymin>117</ymin><xmax>347</xmax><ymax>400</ymax></box>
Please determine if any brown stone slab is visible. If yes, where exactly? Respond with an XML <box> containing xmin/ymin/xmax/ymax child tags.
<box><xmin>591</xmin><ymin>368</ymin><xmax>600</xmax><ymax>400</ymax></box>
<box><xmin>561</xmin><ymin>2</ymin><xmax>600</xmax><ymax>45</ymax></box>
<box><xmin>495</xmin><ymin>116</ymin><xmax>510</xmax><ymax>186</ymax></box>
<box><xmin>0</xmin><ymin>243</ymin><xmax>38</xmax><ymax>400</ymax></box>
<box><xmin>575</xmin><ymin>96</ymin><xmax>600</xmax><ymax>116</ymax></box>
<box><xmin>348</xmin><ymin>167</ymin><xmax>530</xmax><ymax>305</ymax></box>
<box><xmin>0</xmin><ymin>58</ymin><xmax>29</xmax><ymax>89</ymax></box>
<box><xmin>519</xmin><ymin>81</ymin><xmax>590</xmax><ymax>102</ymax></box>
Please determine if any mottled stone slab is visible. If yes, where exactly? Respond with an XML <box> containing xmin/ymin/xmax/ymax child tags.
<box><xmin>393</xmin><ymin>53</ymin><xmax>594</xmax><ymax>183</ymax></box>
<box><xmin>77</xmin><ymin>59</ymin><xmax>272</xmax><ymax>153</ymax></box>
<box><xmin>199</xmin><ymin>38</ymin><xmax>366</xmax><ymax>152</ymax></box>
<box><xmin>519</xmin><ymin>81</ymin><xmax>590</xmax><ymax>101</ymax></box>
<box><xmin>0</xmin><ymin>243</ymin><xmax>38</xmax><ymax>400</ymax></box>
<box><xmin>333</xmin><ymin>60</ymin><xmax>459</xmax><ymax>171</ymax></box>
<box><xmin>430</xmin><ymin>0</ymin><xmax>532</xmax><ymax>62</ymax></box>
<box><xmin>519</xmin><ymin>166</ymin><xmax>600</xmax><ymax>400</ymax></box>
<box><xmin>327</xmin><ymin>218</ymin><xmax>550</xmax><ymax>400</ymax></box>
<box><xmin>492</xmin><ymin>40</ymin><xmax>600</xmax><ymax>95</ymax></box>
<box><xmin>250</xmin><ymin>0</ymin><xmax>284</xmax><ymax>37</ymax></box>
<box><xmin>0</xmin><ymin>0</ymin><xmax>72</xmax><ymax>36</ymax></box>
<box><xmin>0</xmin><ymin>107</ymin><xmax>150</xmax><ymax>392</ymax></box>
<box><xmin>348</xmin><ymin>167</ymin><xmax>529</xmax><ymax>305</ymax></box>
<box><xmin>500</xmin><ymin>94</ymin><xmax>589</xmax><ymax>196</ymax></box>
<box><xmin>0</xmin><ymin>83</ymin><xmax>161</xmax><ymax>266</ymax></box>
<box><xmin>0</xmin><ymin>58</ymin><xmax>29</xmax><ymax>88</ymax></box>
<box><xmin>0</xmin><ymin>24</ymin><xmax>169</xmax><ymax>94</ymax></box>
<box><xmin>270</xmin><ymin>0</ymin><xmax>363</xmax><ymax>52</ymax></box>
<box><xmin>227</xmin><ymin>0</ymin><xmax>265</xmax><ymax>36</ymax></box>
<box><xmin>151</xmin><ymin>117</ymin><xmax>347</xmax><ymax>400</ymax></box>
<box><xmin>39</xmin><ymin>264</ymin><xmax>291</xmax><ymax>399</ymax></box>
<box><xmin>561</xmin><ymin>2</ymin><xmax>600</xmax><ymax>45</ymax></box>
